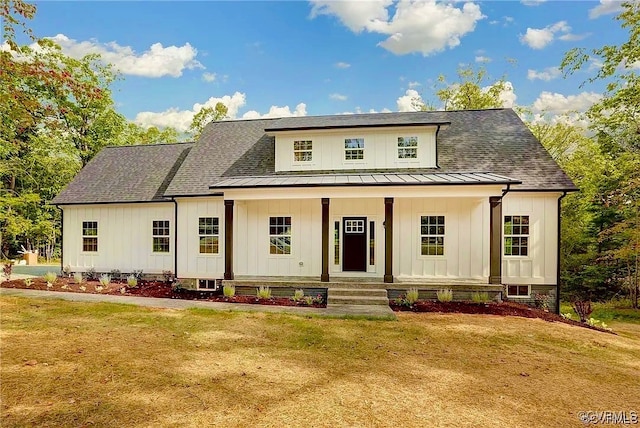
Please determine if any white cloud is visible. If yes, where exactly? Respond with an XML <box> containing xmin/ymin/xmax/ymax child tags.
<box><xmin>519</xmin><ymin>21</ymin><xmax>571</xmax><ymax>49</ymax></box>
<box><xmin>408</xmin><ymin>81</ymin><xmax>421</xmax><ymax>89</ymax></box>
<box><xmin>310</xmin><ymin>0</ymin><xmax>485</xmax><ymax>56</ymax></box>
<box><xmin>495</xmin><ymin>81</ymin><xmax>517</xmax><ymax>108</ymax></box>
<box><xmin>202</xmin><ymin>72</ymin><xmax>217</xmax><ymax>82</ymax></box>
<box><xmin>589</xmin><ymin>0</ymin><xmax>624</xmax><ymax>19</ymax></box>
<box><xmin>396</xmin><ymin>89</ymin><xmax>424</xmax><ymax>112</ymax></box>
<box><xmin>335</xmin><ymin>61</ymin><xmax>351</xmax><ymax>68</ymax></box>
<box><xmin>47</xmin><ymin>34</ymin><xmax>203</xmax><ymax>78</ymax></box>
<box><xmin>521</xmin><ymin>0</ymin><xmax>546</xmax><ymax>6</ymax></box>
<box><xmin>532</xmin><ymin>91</ymin><xmax>601</xmax><ymax>115</ymax></box>
<box><xmin>134</xmin><ymin>92</ymin><xmax>247</xmax><ymax>131</ymax></box>
<box><xmin>330</xmin><ymin>93</ymin><xmax>348</xmax><ymax>101</ymax></box>
<box><xmin>475</xmin><ymin>55</ymin><xmax>491</xmax><ymax>63</ymax></box>
<box><xmin>558</xmin><ymin>33</ymin><xmax>590</xmax><ymax>41</ymax></box>
<box><xmin>527</xmin><ymin>67</ymin><xmax>562</xmax><ymax>81</ymax></box>
<box><xmin>242</xmin><ymin>103</ymin><xmax>307</xmax><ymax>119</ymax></box>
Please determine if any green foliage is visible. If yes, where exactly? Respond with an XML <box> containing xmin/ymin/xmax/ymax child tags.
<box><xmin>471</xmin><ymin>291</ymin><xmax>490</xmax><ymax>304</ymax></box>
<box><xmin>256</xmin><ymin>285</ymin><xmax>272</xmax><ymax>299</ymax></box>
<box><xmin>292</xmin><ymin>289</ymin><xmax>305</xmax><ymax>301</ymax></box>
<box><xmin>405</xmin><ymin>288</ymin><xmax>419</xmax><ymax>305</ymax></box>
<box><xmin>126</xmin><ymin>275</ymin><xmax>138</xmax><ymax>288</ymax></box>
<box><xmin>188</xmin><ymin>103</ymin><xmax>228</xmax><ymax>140</ymax></box>
<box><xmin>223</xmin><ymin>284</ymin><xmax>236</xmax><ymax>298</ymax></box>
<box><xmin>73</xmin><ymin>272</ymin><xmax>84</xmax><ymax>284</ymax></box>
<box><xmin>435</xmin><ymin>65</ymin><xmax>509</xmax><ymax>111</ymax></box>
<box><xmin>23</xmin><ymin>277</ymin><xmax>32</xmax><ymax>287</ymax></box>
<box><xmin>533</xmin><ymin>293</ymin><xmax>551</xmax><ymax>311</ymax></box>
<box><xmin>2</xmin><ymin>261</ymin><xmax>13</xmax><ymax>280</ymax></box>
<box><xmin>86</xmin><ymin>267</ymin><xmax>97</xmax><ymax>281</ymax></box>
<box><xmin>436</xmin><ymin>289</ymin><xmax>453</xmax><ymax>303</ymax></box>
<box><xmin>43</xmin><ymin>271</ymin><xmax>57</xmax><ymax>284</ymax></box>
<box><xmin>98</xmin><ymin>274</ymin><xmax>111</xmax><ymax>287</ymax></box>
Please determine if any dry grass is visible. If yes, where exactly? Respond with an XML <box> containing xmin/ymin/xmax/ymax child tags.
<box><xmin>1</xmin><ymin>296</ymin><xmax>639</xmax><ymax>428</ymax></box>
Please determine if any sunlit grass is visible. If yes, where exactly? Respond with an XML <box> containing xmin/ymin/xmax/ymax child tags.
<box><xmin>2</xmin><ymin>296</ymin><xmax>639</xmax><ymax>427</ymax></box>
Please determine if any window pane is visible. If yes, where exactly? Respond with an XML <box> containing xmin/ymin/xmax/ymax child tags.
<box><xmin>199</xmin><ymin>236</ymin><xmax>219</xmax><ymax>254</ymax></box>
<box><xmin>153</xmin><ymin>237</ymin><xmax>170</xmax><ymax>253</ymax></box>
<box><xmin>83</xmin><ymin>237</ymin><xmax>98</xmax><ymax>252</ymax></box>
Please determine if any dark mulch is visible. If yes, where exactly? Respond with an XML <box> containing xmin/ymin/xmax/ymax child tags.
<box><xmin>0</xmin><ymin>277</ymin><xmax>326</xmax><ymax>308</ymax></box>
<box><xmin>390</xmin><ymin>300</ymin><xmax>616</xmax><ymax>334</ymax></box>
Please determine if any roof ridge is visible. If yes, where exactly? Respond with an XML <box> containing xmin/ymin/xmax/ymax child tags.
<box><xmin>103</xmin><ymin>141</ymin><xmax>194</xmax><ymax>149</ymax></box>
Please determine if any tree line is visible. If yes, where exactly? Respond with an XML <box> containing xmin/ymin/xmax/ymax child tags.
<box><xmin>1</xmin><ymin>1</ymin><xmax>637</xmax><ymax>306</ymax></box>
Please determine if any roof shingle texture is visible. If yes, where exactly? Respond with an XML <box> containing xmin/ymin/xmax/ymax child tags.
<box><xmin>52</xmin><ymin>143</ymin><xmax>193</xmax><ymax>204</ymax></box>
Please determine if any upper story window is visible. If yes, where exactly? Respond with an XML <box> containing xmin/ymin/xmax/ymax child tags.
<box><xmin>152</xmin><ymin>220</ymin><xmax>170</xmax><ymax>253</ymax></box>
<box><xmin>398</xmin><ymin>136</ymin><xmax>418</xmax><ymax>159</ymax></box>
<box><xmin>82</xmin><ymin>221</ymin><xmax>98</xmax><ymax>252</ymax></box>
<box><xmin>199</xmin><ymin>217</ymin><xmax>219</xmax><ymax>254</ymax></box>
<box><xmin>269</xmin><ymin>216</ymin><xmax>291</xmax><ymax>255</ymax></box>
<box><xmin>504</xmin><ymin>215</ymin><xmax>529</xmax><ymax>256</ymax></box>
<box><xmin>344</xmin><ymin>138</ymin><xmax>364</xmax><ymax>160</ymax></box>
<box><xmin>293</xmin><ymin>140</ymin><xmax>312</xmax><ymax>162</ymax></box>
<box><xmin>420</xmin><ymin>216</ymin><xmax>445</xmax><ymax>256</ymax></box>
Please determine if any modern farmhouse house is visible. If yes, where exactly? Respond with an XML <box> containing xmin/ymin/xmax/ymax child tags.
<box><xmin>52</xmin><ymin>109</ymin><xmax>577</xmax><ymax>311</ymax></box>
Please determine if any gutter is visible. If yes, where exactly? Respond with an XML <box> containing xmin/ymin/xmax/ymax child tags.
<box><xmin>501</xmin><ymin>183</ymin><xmax>511</xmax><ymax>198</ymax></box>
<box><xmin>556</xmin><ymin>191</ymin><xmax>568</xmax><ymax>314</ymax></box>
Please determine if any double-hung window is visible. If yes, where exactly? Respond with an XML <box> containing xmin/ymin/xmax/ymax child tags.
<box><xmin>152</xmin><ymin>220</ymin><xmax>170</xmax><ymax>253</ymax></box>
<box><xmin>420</xmin><ymin>216</ymin><xmax>445</xmax><ymax>256</ymax></box>
<box><xmin>293</xmin><ymin>140</ymin><xmax>312</xmax><ymax>162</ymax></box>
<box><xmin>397</xmin><ymin>136</ymin><xmax>418</xmax><ymax>159</ymax></box>
<box><xmin>504</xmin><ymin>215</ymin><xmax>529</xmax><ymax>256</ymax></box>
<box><xmin>199</xmin><ymin>217</ymin><xmax>219</xmax><ymax>254</ymax></box>
<box><xmin>344</xmin><ymin>138</ymin><xmax>364</xmax><ymax>160</ymax></box>
<box><xmin>82</xmin><ymin>221</ymin><xmax>98</xmax><ymax>252</ymax></box>
<box><xmin>269</xmin><ymin>216</ymin><xmax>291</xmax><ymax>255</ymax></box>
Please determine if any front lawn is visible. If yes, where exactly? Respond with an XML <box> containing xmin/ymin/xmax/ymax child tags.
<box><xmin>1</xmin><ymin>296</ymin><xmax>639</xmax><ymax>427</ymax></box>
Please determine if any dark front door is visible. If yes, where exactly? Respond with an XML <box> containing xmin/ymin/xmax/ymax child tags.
<box><xmin>343</xmin><ymin>217</ymin><xmax>367</xmax><ymax>272</ymax></box>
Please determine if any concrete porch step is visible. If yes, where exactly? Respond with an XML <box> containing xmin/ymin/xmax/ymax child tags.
<box><xmin>328</xmin><ymin>288</ymin><xmax>388</xmax><ymax>297</ymax></box>
<box><xmin>327</xmin><ymin>295</ymin><xmax>390</xmax><ymax>306</ymax></box>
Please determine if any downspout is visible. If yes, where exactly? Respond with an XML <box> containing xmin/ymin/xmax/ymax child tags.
<box><xmin>172</xmin><ymin>198</ymin><xmax>178</xmax><ymax>278</ymax></box>
<box><xmin>556</xmin><ymin>191</ymin><xmax>567</xmax><ymax>314</ymax></box>
<box><xmin>435</xmin><ymin>125</ymin><xmax>441</xmax><ymax>168</ymax></box>
<box><xmin>501</xmin><ymin>183</ymin><xmax>511</xmax><ymax>198</ymax></box>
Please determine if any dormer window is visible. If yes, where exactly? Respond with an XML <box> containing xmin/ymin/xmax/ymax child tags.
<box><xmin>293</xmin><ymin>140</ymin><xmax>312</xmax><ymax>162</ymax></box>
<box><xmin>345</xmin><ymin>138</ymin><xmax>364</xmax><ymax>160</ymax></box>
<box><xmin>398</xmin><ymin>136</ymin><xmax>418</xmax><ymax>159</ymax></box>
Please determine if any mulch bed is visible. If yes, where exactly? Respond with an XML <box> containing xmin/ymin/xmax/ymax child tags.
<box><xmin>0</xmin><ymin>277</ymin><xmax>326</xmax><ymax>308</ymax></box>
<box><xmin>390</xmin><ymin>300</ymin><xmax>616</xmax><ymax>334</ymax></box>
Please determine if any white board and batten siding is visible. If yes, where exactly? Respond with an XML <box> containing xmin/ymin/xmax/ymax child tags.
<box><xmin>394</xmin><ymin>197</ymin><xmax>490</xmax><ymax>281</ymax></box>
<box><xmin>273</xmin><ymin>126</ymin><xmax>437</xmax><ymax>172</ymax></box>
<box><xmin>62</xmin><ymin>203</ymin><xmax>174</xmax><ymax>274</ymax></box>
<box><xmin>502</xmin><ymin>193</ymin><xmax>559</xmax><ymax>285</ymax></box>
<box><xmin>235</xmin><ymin>199</ymin><xmax>323</xmax><ymax>277</ymax></box>
<box><xmin>175</xmin><ymin>197</ymin><xmax>225</xmax><ymax>279</ymax></box>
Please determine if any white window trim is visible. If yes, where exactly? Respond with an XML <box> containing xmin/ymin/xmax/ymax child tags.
<box><xmin>293</xmin><ymin>140</ymin><xmax>313</xmax><ymax>164</ymax></box>
<box><xmin>397</xmin><ymin>136</ymin><xmax>419</xmax><ymax>162</ymax></box>
<box><xmin>198</xmin><ymin>217</ymin><xmax>221</xmax><ymax>256</ymax></box>
<box><xmin>81</xmin><ymin>221</ymin><xmax>99</xmax><ymax>254</ymax></box>
<box><xmin>418</xmin><ymin>214</ymin><xmax>446</xmax><ymax>258</ymax></box>
<box><xmin>506</xmin><ymin>284</ymin><xmax>531</xmax><ymax>298</ymax></box>
<box><xmin>268</xmin><ymin>215</ymin><xmax>293</xmax><ymax>258</ymax></box>
<box><xmin>503</xmin><ymin>214</ymin><xmax>531</xmax><ymax>259</ymax></box>
<box><xmin>343</xmin><ymin>137</ymin><xmax>365</xmax><ymax>163</ymax></box>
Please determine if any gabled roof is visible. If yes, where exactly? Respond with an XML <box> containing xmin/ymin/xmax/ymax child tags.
<box><xmin>55</xmin><ymin>108</ymin><xmax>577</xmax><ymax>205</ymax></box>
<box><xmin>52</xmin><ymin>143</ymin><xmax>193</xmax><ymax>205</ymax></box>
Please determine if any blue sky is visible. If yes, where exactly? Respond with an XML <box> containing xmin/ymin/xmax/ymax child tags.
<box><xmin>23</xmin><ymin>0</ymin><xmax>629</xmax><ymax>130</ymax></box>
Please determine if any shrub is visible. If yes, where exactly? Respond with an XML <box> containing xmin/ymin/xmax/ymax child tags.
<box><xmin>572</xmin><ymin>300</ymin><xmax>593</xmax><ymax>323</ymax></box>
<box><xmin>436</xmin><ymin>288</ymin><xmax>453</xmax><ymax>302</ymax></box>
<box><xmin>533</xmin><ymin>293</ymin><xmax>551</xmax><ymax>311</ymax></box>
<box><xmin>63</xmin><ymin>265</ymin><xmax>72</xmax><ymax>277</ymax></box>
<box><xmin>98</xmin><ymin>274</ymin><xmax>111</xmax><ymax>287</ymax></box>
<box><xmin>223</xmin><ymin>284</ymin><xmax>236</xmax><ymax>297</ymax></box>
<box><xmin>472</xmin><ymin>291</ymin><xmax>490</xmax><ymax>304</ymax></box>
<box><xmin>126</xmin><ymin>275</ymin><xmax>138</xmax><ymax>288</ymax></box>
<box><xmin>86</xmin><ymin>267</ymin><xmax>97</xmax><ymax>281</ymax></box>
<box><xmin>405</xmin><ymin>288</ymin><xmax>419</xmax><ymax>305</ymax></box>
<box><xmin>24</xmin><ymin>278</ymin><xmax>32</xmax><ymax>287</ymax></box>
<box><xmin>162</xmin><ymin>270</ymin><xmax>174</xmax><ymax>283</ymax></box>
<box><xmin>43</xmin><ymin>271</ymin><xmax>57</xmax><ymax>285</ymax></box>
<box><xmin>303</xmin><ymin>294</ymin><xmax>324</xmax><ymax>306</ymax></box>
<box><xmin>561</xmin><ymin>312</ymin><xmax>573</xmax><ymax>320</ymax></box>
<box><xmin>293</xmin><ymin>289</ymin><xmax>305</xmax><ymax>301</ymax></box>
<box><xmin>110</xmin><ymin>269</ymin><xmax>122</xmax><ymax>281</ymax></box>
<box><xmin>74</xmin><ymin>272</ymin><xmax>84</xmax><ymax>284</ymax></box>
<box><xmin>257</xmin><ymin>285</ymin><xmax>272</xmax><ymax>299</ymax></box>
<box><xmin>2</xmin><ymin>262</ymin><xmax>13</xmax><ymax>281</ymax></box>
<box><xmin>172</xmin><ymin>281</ymin><xmax>184</xmax><ymax>292</ymax></box>
<box><xmin>132</xmin><ymin>269</ymin><xmax>143</xmax><ymax>280</ymax></box>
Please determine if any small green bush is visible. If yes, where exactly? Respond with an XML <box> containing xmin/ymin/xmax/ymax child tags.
<box><xmin>63</xmin><ymin>265</ymin><xmax>72</xmax><ymax>277</ymax></box>
<box><xmin>293</xmin><ymin>289</ymin><xmax>305</xmax><ymax>301</ymax></box>
<box><xmin>24</xmin><ymin>278</ymin><xmax>32</xmax><ymax>287</ymax></box>
<box><xmin>43</xmin><ymin>271</ymin><xmax>57</xmax><ymax>284</ymax></box>
<box><xmin>126</xmin><ymin>275</ymin><xmax>138</xmax><ymax>288</ymax></box>
<box><xmin>405</xmin><ymin>288</ymin><xmax>419</xmax><ymax>305</ymax></box>
<box><xmin>223</xmin><ymin>284</ymin><xmax>236</xmax><ymax>297</ymax></box>
<box><xmin>472</xmin><ymin>291</ymin><xmax>490</xmax><ymax>304</ymax></box>
<box><xmin>98</xmin><ymin>274</ymin><xmax>111</xmax><ymax>287</ymax></box>
<box><xmin>436</xmin><ymin>288</ymin><xmax>453</xmax><ymax>302</ymax></box>
<box><xmin>73</xmin><ymin>272</ymin><xmax>84</xmax><ymax>284</ymax></box>
<box><xmin>257</xmin><ymin>285</ymin><xmax>272</xmax><ymax>299</ymax></box>
<box><xmin>86</xmin><ymin>267</ymin><xmax>97</xmax><ymax>281</ymax></box>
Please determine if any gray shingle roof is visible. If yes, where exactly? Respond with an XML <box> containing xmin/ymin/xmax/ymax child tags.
<box><xmin>265</xmin><ymin>112</ymin><xmax>450</xmax><ymax>131</ymax></box>
<box><xmin>210</xmin><ymin>172</ymin><xmax>520</xmax><ymax>189</ymax></box>
<box><xmin>52</xmin><ymin>143</ymin><xmax>193</xmax><ymax>204</ymax></box>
